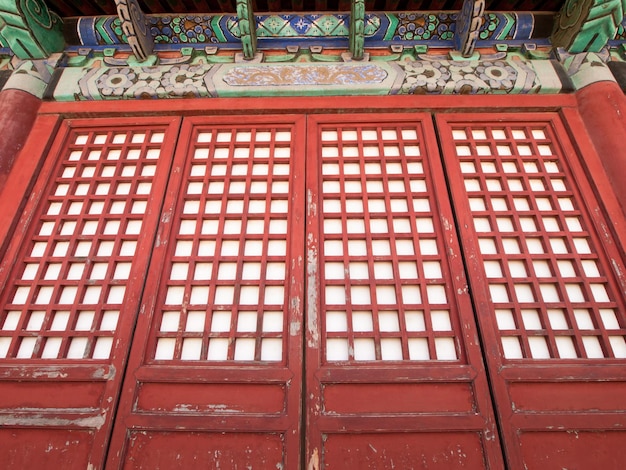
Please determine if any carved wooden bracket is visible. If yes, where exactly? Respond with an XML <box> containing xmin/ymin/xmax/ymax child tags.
<box><xmin>349</xmin><ymin>0</ymin><xmax>365</xmax><ymax>60</ymax></box>
<box><xmin>115</xmin><ymin>0</ymin><xmax>154</xmax><ymax>61</ymax></box>
<box><xmin>236</xmin><ymin>0</ymin><xmax>257</xmax><ymax>60</ymax></box>
<box><xmin>552</xmin><ymin>0</ymin><xmax>625</xmax><ymax>53</ymax></box>
<box><xmin>454</xmin><ymin>0</ymin><xmax>485</xmax><ymax>58</ymax></box>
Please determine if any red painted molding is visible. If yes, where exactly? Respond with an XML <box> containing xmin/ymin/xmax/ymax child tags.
<box><xmin>37</xmin><ymin>94</ymin><xmax>579</xmax><ymax>116</ymax></box>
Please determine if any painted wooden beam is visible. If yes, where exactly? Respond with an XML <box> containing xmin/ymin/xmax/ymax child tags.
<box><xmin>236</xmin><ymin>0</ymin><xmax>257</xmax><ymax>60</ymax></box>
<box><xmin>115</xmin><ymin>0</ymin><xmax>154</xmax><ymax>61</ymax></box>
<box><xmin>454</xmin><ymin>0</ymin><xmax>485</xmax><ymax>58</ymax></box>
<box><xmin>552</xmin><ymin>0</ymin><xmax>625</xmax><ymax>53</ymax></box>
<box><xmin>0</xmin><ymin>0</ymin><xmax>63</xmax><ymax>59</ymax></box>
<box><xmin>350</xmin><ymin>0</ymin><xmax>365</xmax><ymax>60</ymax></box>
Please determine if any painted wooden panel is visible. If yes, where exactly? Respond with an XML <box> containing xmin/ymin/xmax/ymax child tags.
<box><xmin>122</xmin><ymin>431</ymin><xmax>285</xmax><ymax>469</ymax></box>
<box><xmin>0</xmin><ymin>428</ymin><xmax>95</xmax><ymax>470</ymax></box>
<box><xmin>322</xmin><ymin>432</ymin><xmax>490</xmax><ymax>468</ymax></box>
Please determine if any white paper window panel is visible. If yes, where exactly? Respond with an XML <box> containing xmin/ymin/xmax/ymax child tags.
<box><xmin>501</xmin><ymin>337</ymin><xmax>524</xmax><ymax>359</ymax></box>
<box><xmin>223</xmin><ymin>219</ymin><xmax>242</xmax><ymax>234</ymax></box>
<box><xmin>376</xmin><ymin>311</ymin><xmax>410</xmax><ymax>332</ymax></box>
<box><xmin>205</xmin><ymin>338</ymin><xmax>232</xmax><ymax>361</ymax></box>
<box><xmin>610</xmin><ymin>337</ymin><xmax>626</xmax><ymax>358</ymax></box>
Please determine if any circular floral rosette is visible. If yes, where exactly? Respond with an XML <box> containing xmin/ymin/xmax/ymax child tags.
<box><xmin>96</xmin><ymin>67</ymin><xmax>136</xmax><ymax>97</ymax></box>
<box><xmin>475</xmin><ymin>61</ymin><xmax>517</xmax><ymax>91</ymax></box>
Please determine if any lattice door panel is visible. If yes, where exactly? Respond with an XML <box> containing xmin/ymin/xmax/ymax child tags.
<box><xmin>305</xmin><ymin>114</ymin><xmax>505</xmax><ymax>469</ymax></box>
<box><xmin>107</xmin><ymin>115</ymin><xmax>306</xmax><ymax>469</ymax></box>
<box><xmin>437</xmin><ymin>113</ymin><xmax>626</xmax><ymax>469</ymax></box>
<box><xmin>0</xmin><ymin>117</ymin><xmax>181</xmax><ymax>469</ymax></box>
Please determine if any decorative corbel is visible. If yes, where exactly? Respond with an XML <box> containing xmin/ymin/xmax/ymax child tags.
<box><xmin>0</xmin><ymin>0</ymin><xmax>64</xmax><ymax>59</ymax></box>
<box><xmin>551</xmin><ymin>0</ymin><xmax>625</xmax><ymax>53</ymax></box>
<box><xmin>236</xmin><ymin>0</ymin><xmax>257</xmax><ymax>60</ymax></box>
<box><xmin>349</xmin><ymin>0</ymin><xmax>365</xmax><ymax>60</ymax></box>
<box><xmin>454</xmin><ymin>0</ymin><xmax>486</xmax><ymax>58</ymax></box>
<box><xmin>115</xmin><ymin>0</ymin><xmax>154</xmax><ymax>61</ymax></box>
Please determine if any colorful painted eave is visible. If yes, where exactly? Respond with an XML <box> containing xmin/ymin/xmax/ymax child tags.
<box><xmin>65</xmin><ymin>11</ymin><xmax>550</xmax><ymax>50</ymax></box>
<box><xmin>2</xmin><ymin>0</ymin><xmax>626</xmax><ymax>99</ymax></box>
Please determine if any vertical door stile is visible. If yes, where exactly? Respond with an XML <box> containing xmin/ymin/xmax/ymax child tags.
<box><xmin>304</xmin><ymin>114</ymin><xmax>323</xmax><ymax>470</ymax></box>
<box><xmin>0</xmin><ymin>116</ymin><xmax>182</xmax><ymax>469</ymax></box>
<box><xmin>305</xmin><ymin>113</ymin><xmax>505</xmax><ymax>468</ymax></box>
<box><xmin>287</xmin><ymin>113</ymin><xmax>307</xmax><ymax>470</ymax></box>
<box><xmin>108</xmin><ymin>115</ymin><xmax>307</xmax><ymax>469</ymax></box>
<box><xmin>436</xmin><ymin>112</ymin><xmax>626</xmax><ymax>469</ymax></box>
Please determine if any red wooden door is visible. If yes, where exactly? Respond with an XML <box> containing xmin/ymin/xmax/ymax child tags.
<box><xmin>0</xmin><ymin>117</ymin><xmax>181</xmax><ymax>468</ymax></box>
<box><xmin>106</xmin><ymin>115</ymin><xmax>307</xmax><ymax>469</ymax></box>
<box><xmin>436</xmin><ymin>113</ymin><xmax>626</xmax><ymax>469</ymax></box>
<box><xmin>304</xmin><ymin>114</ymin><xmax>504</xmax><ymax>468</ymax></box>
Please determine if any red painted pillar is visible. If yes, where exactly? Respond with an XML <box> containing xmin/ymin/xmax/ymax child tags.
<box><xmin>0</xmin><ymin>89</ymin><xmax>41</xmax><ymax>190</ymax></box>
<box><xmin>576</xmin><ymin>80</ymin><xmax>626</xmax><ymax>214</ymax></box>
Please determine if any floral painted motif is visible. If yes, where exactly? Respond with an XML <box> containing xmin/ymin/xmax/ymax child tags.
<box><xmin>397</xmin><ymin>59</ymin><xmax>530</xmax><ymax>94</ymax></box>
<box><xmin>91</xmin><ymin>64</ymin><xmax>211</xmax><ymax>99</ymax></box>
<box><xmin>79</xmin><ymin>12</ymin><xmax>537</xmax><ymax>47</ymax></box>
<box><xmin>475</xmin><ymin>61</ymin><xmax>517</xmax><ymax>89</ymax></box>
<box><xmin>56</xmin><ymin>57</ymin><xmax>558</xmax><ymax>101</ymax></box>
<box><xmin>98</xmin><ymin>67</ymin><xmax>136</xmax><ymax>96</ymax></box>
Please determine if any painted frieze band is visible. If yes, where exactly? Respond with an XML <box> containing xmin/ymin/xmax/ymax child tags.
<box><xmin>48</xmin><ymin>55</ymin><xmax>565</xmax><ymax>101</ymax></box>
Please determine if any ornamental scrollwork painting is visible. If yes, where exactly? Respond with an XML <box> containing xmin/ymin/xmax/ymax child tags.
<box><xmin>0</xmin><ymin>0</ymin><xmax>64</xmax><ymax>59</ymax></box>
<box><xmin>552</xmin><ymin>0</ymin><xmax>625</xmax><ymax>52</ymax></box>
